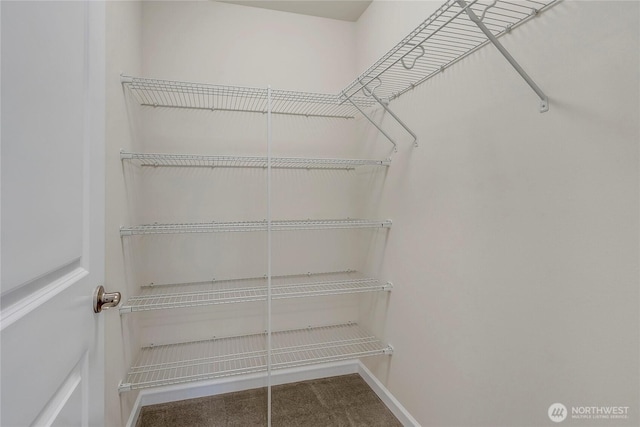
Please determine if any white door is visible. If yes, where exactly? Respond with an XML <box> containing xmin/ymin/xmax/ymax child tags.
<box><xmin>1</xmin><ymin>1</ymin><xmax>107</xmax><ymax>426</ymax></box>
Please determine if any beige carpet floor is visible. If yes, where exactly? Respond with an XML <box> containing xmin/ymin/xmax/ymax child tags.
<box><xmin>136</xmin><ymin>374</ymin><xmax>403</xmax><ymax>426</ymax></box>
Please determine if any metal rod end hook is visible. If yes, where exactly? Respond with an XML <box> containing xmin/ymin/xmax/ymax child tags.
<box><xmin>539</xmin><ymin>98</ymin><xmax>549</xmax><ymax>113</ymax></box>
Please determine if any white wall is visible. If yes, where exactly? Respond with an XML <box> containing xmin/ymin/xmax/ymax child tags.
<box><xmin>141</xmin><ymin>1</ymin><xmax>356</xmax><ymax>93</ymax></box>
<box><xmin>357</xmin><ymin>1</ymin><xmax>639</xmax><ymax>426</ymax></box>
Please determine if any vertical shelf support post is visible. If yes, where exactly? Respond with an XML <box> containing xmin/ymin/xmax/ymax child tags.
<box><xmin>266</xmin><ymin>86</ymin><xmax>273</xmax><ymax>427</ymax></box>
<box><xmin>456</xmin><ymin>0</ymin><xmax>549</xmax><ymax>112</ymax></box>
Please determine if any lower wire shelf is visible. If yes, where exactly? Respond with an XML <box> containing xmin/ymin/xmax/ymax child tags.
<box><xmin>121</xmin><ymin>151</ymin><xmax>391</xmax><ymax>170</ymax></box>
<box><xmin>120</xmin><ymin>219</ymin><xmax>392</xmax><ymax>236</ymax></box>
<box><xmin>118</xmin><ymin>323</ymin><xmax>392</xmax><ymax>392</ymax></box>
<box><xmin>120</xmin><ymin>271</ymin><xmax>392</xmax><ymax>313</ymax></box>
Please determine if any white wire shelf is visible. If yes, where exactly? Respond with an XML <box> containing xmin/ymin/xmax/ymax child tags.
<box><xmin>121</xmin><ymin>0</ymin><xmax>557</xmax><ymax>151</ymax></box>
<box><xmin>120</xmin><ymin>271</ymin><xmax>392</xmax><ymax>313</ymax></box>
<box><xmin>122</xmin><ymin>0</ymin><xmax>557</xmax><ymax>115</ymax></box>
<box><xmin>118</xmin><ymin>323</ymin><xmax>392</xmax><ymax>392</ymax></box>
<box><xmin>120</xmin><ymin>151</ymin><xmax>391</xmax><ymax>170</ymax></box>
<box><xmin>342</xmin><ymin>0</ymin><xmax>558</xmax><ymax>102</ymax></box>
<box><xmin>121</xmin><ymin>75</ymin><xmax>375</xmax><ymax>119</ymax></box>
<box><xmin>120</xmin><ymin>219</ymin><xmax>392</xmax><ymax>236</ymax></box>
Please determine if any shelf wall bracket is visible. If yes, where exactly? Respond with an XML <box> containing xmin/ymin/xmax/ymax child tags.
<box><xmin>120</xmin><ymin>74</ymin><xmax>133</xmax><ymax>84</ymax></box>
<box><xmin>456</xmin><ymin>0</ymin><xmax>549</xmax><ymax>113</ymax></box>
<box><xmin>118</xmin><ymin>382</ymin><xmax>132</xmax><ymax>393</ymax></box>
<box><xmin>119</xmin><ymin>149</ymin><xmax>132</xmax><ymax>160</ymax></box>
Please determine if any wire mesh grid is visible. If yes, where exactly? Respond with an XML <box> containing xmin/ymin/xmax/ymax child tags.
<box><xmin>120</xmin><ymin>271</ymin><xmax>390</xmax><ymax>313</ymax></box>
<box><xmin>122</xmin><ymin>1</ymin><xmax>557</xmax><ymax>118</ymax></box>
<box><xmin>121</xmin><ymin>151</ymin><xmax>391</xmax><ymax>169</ymax></box>
<box><xmin>122</xmin><ymin>76</ymin><xmax>375</xmax><ymax>118</ymax></box>
<box><xmin>342</xmin><ymin>0</ymin><xmax>558</xmax><ymax>102</ymax></box>
<box><xmin>119</xmin><ymin>323</ymin><xmax>390</xmax><ymax>391</ymax></box>
<box><xmin>120</xmin><ymin>219</ymin><xmax>392</xmax><ymax>236</ymax></box>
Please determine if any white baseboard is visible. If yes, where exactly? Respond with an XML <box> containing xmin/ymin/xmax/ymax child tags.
<box><xmin>126</xmin><ymin>360</ymin><xmax>419</xmax><ymax>427</ymax></box>
<box><xmin>356</xmin><ymin>361</ymin><xmax>422</xmax><ymax>427</ymax></box>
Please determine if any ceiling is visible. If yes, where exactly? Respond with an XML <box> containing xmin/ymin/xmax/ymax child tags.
<box><xmin>219</xmin><ymin>1</ymin><xmax>373</xmax><ymax>22</ymax></box>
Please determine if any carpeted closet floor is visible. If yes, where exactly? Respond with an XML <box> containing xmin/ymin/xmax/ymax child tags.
<box><xmin>135</xmin><ymin>374</ymin><xmax>403</xmax><ymax>426</ymax></box>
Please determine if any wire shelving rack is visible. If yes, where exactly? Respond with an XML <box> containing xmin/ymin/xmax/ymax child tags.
<box><xmin>121</xmin><ymin>0</ymin><xmax>558</xmax><ymax>150</ymax></box>
<box><xmin>120</xmin><ymin>219</ymin><xmax>392</xmax><ymax>236</ymax></box>
<box><xmin>123</xmin><ymin>0</ymin><xmax>558</xmax><ymax>116</ymax></box>
<box><xmin>120</xmin><ymin>271</ymin><xmax>392</xmax><ymax>313</ymax></box>
<box><xmin>116</xmin><ymin>0</ymin><xmax>562</xmax><ymax>397</ymax></box>
<box><xmin>121</xmin><ymin>151</ymin><xmax>391</xmax><ymax>170</ymax></box>
<box><xmin>118</xmin><ymin>323</ymin><xmax>392</xmax><ymax>392</ymax></box>
<box><xmin>342</xmin><ymin>0</ymin><xmax>558</xmax><ymax>104</ymax></box>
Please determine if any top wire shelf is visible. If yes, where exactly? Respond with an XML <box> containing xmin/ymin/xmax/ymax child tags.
<box><xmin>121</xmin><ymin>76</ymin><xmax>375</xmax><ymax>119</ymax></box>
<box><xmin>121</xmin><ymin>0</ymin><xmax>558</xmax><ymax>144</ymax></box>
<box><xmin>341</xmin><ymin>0</ymin><xmax>557</xmax><ymax>102</ymax></box>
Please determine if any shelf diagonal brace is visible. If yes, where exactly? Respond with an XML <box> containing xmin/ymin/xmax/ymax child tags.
<box><xmin>343</xmin><ymin>93</ymin><xmax>398</xmax><ymax>153</ymax></box>
<box><xmin>360</xmin><ymin>78</ymin><xmax>419</xmax><ymax>148</ymax></box>
<box><xmin>456</xmin><ymin>0</ymin><xmax>549</xmax><ymax>113</ymax></box>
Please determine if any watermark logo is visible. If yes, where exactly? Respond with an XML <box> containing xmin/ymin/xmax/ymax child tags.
<box><xmin>547</xmin><ymin>403</ymin><xmax>630</xmax><ymax>422</ymax></box>
<box><xmin>571</xmin><ymin>405</ymin><xmax>629</xmax><ymax>420</ymax></box>
<box><xmin>548</xmin><ymin>403</ymin><xmax>568</xmax><ymax>423</ymax></box>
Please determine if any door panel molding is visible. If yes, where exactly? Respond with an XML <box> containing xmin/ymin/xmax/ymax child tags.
<box><xmin>32</xmin><ymin>351</ymin><xmax>89</xmax><ymax>427</ymax></box>
<box><xmin>1</xmin><ymin>264</ymin><xmax>87</xmax><ymax>331</ymax></box>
